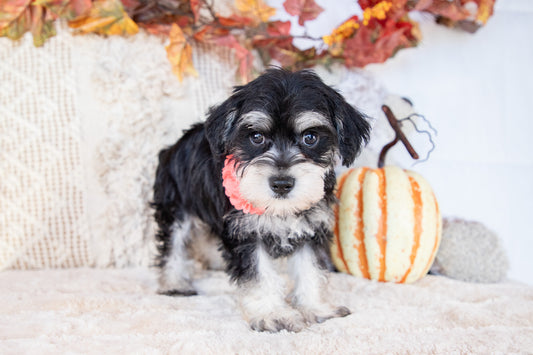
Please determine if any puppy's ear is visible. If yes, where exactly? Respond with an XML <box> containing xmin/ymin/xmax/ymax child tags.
<box><xmin>204</xmin><ymin>93</ymin><xmax>242</xmax><ymax>158</ymax></box>
<box><xmin>326</xmin><ymin>88</ymin><xmax>371</xmax><ymax>167</ymax></box>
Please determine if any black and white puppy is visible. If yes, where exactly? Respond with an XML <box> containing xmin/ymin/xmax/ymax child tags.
<box><xmin>152</xmin><ymin>68</ymin><xmax>370</xmax><ymax>332</ymax></box>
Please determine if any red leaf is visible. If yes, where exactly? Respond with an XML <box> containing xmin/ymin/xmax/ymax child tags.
<box><xmin>131</xmin><ymin>0</ymin><xmax>193</xmax><ymax>27</ymax></box>
<box><xmin>265</xmin><ymin>44</ymin><xmax>323</xmax><ymax>70</ymax></box>
<box><xmin>120</xmin><ymin>0</ymin><xmax>140</xmax><ymax>14</ymax></box>
<box><xmin>252</xmin><ymin>20</ymin><xmax>291</xmax><ymax>47</ymax></box>
<box><xmin>217</xmin><ymin>14</ymin><xmax>254</xmax><ymax>28</ymax></box>
<box><xmin>283</xmin><ymin>0</ymin><xmax>324</xmax><ymax>26</ymax></box>
<box><xmin>140</xmin><ymin>23</ymin><xmax>172</xmax><ymax>35</ymax></box>
<box><xmin>193</xmin><ymin>24</ymin><xmax>230</xmax><ymax>42</ymax></box>
<box><xmin>341</xmin><ymin>22</ymin><xmax>413</xmax><ymax>67</ymax></box>
<box><xmin>68</xmin><ymin>0</ymin><xmax>92</xmax><ymax>17</ymax></box>
<box><xmin>423</xmin><ymin>0</ymin><xmax>496</xmax><ymax>31</ymax></box>
<box><xmin>266</xmin><ymin>20</ymin><xmax>291</xmax><ymax>36</ymax></box>
<box><xmin>190</xmin><ymin>0</ymin><xmax>201</xmax><ymax>23</ymax></box>
<box><xmin>423</xmin><ymin>0</ymin><xmax>470</xmax><ymax>22</ymax></box>
<box><xmin>358</xmin><ymin>0</ymin><xmax>387</xmax><ymax>10</ymax></box>
<box><xmin>213</xmin><ymin>34</ymin><xmax>253</xmax><ymax>83</ymax></box>
<box><xmin>410</xmin><ymin>0</ymin><xmax>433</xmax><ymax>11</ymax></box>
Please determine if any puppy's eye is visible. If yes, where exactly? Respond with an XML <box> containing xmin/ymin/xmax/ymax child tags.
<box><xmin>250</xmin><ymin>132</ymin><xmax>265</xmax><ymax>146</ymax></box>
<box><xmin>302</xmin><ymin>132</ymin><xmax>318</xmax><ymax>147</ymax></box>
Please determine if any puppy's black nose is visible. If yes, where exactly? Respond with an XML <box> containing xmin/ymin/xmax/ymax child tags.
<box><xmin>269</xmin><ymin>176</ymin><xmax>295</xmax><ymax>196</ymax></box>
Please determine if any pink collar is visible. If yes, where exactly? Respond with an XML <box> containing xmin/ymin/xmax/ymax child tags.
<box><xmin>222</xmin><ymin>155</ymin><xmax>265</xmax><ymax>215</ymax></box>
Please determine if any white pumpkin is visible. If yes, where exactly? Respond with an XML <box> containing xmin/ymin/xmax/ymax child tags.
<box><xmin>331</xmin><ymin>166</ymin><xmax>442</xmax><ymax>283</ymax></box>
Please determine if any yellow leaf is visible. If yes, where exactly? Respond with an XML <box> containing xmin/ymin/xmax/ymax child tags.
<box><xmin>476</xmin><ymin>0</ymin><xmax>494</xmax><ymax>24</ymax></box>
<box><xmin>362</xmin><ymin>1</ymin><xmax>392</xmax><ymax>26</ymax></box>
<box><xmin>235</xmin><ymin>0</ymin><xmax>276</xmax><ymax>23</ymax></box>
<box><xmin>166</xmin><ymin>23</ymin><xmax>198</xmax><ymax>82</ymax></box>
<box><xmin>323</xmin><ymin>17</ymin><xmax>359</xmax><ymax>46</ymax></box>
<box><xmin>68</xmin><ymin>0</ymin><xmax>138</xmax><ymax>35</ymax></box>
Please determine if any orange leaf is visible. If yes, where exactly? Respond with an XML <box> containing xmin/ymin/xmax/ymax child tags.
<box><xmin>476</xmin><ymin>0</ymin><xmax>496</xmax><ymax>25</ymax></box>
<box><xmin>217</xmin><ymin>14</ymin><xmax>254</xmax><ymax>28</ymax></box>
<box><xmin>0</xmin><ymin>1</ymin><xmax>59</xmax><ymax>46</ymax></box>
<box><xmin>283</xmin><ymin>0</ymin><xmax>324</xmax><ymax>26</ymax></box>
<box><xmin>0</xmin><ymin>0</ymin><xmax>31</xmax><ymax>30</ymax></box>
<box><xmin>193</xmin><ymin>25</ymin><xmax>230</xmax><ymax>42</ymax></box>
<box><xmin>235</xmin><ymin>0</ymin><xmax>276</xmax><ymax>24</ymax></box>
<box><xmin>141</xmin><ymin>23</ymin><xmax>173</xmax><ymax>36</ymax></box>
<box><xmin>166</xmin><ymin>23</ymin><xmax>198</xmax><ymax>82</ymax></box>
<box><xmin>475</xmin><ymin>0</ymin><xmax>495</xmax><ymax>24</ymax></box>
<box><xmin>0</xmin><ymin>0</ymin><xmax>32</xmax><ymax>39</ymax></box>
<box><xmin>68</xmin><ymin>0</ymin><xmax>138</xmax><ymax>35</ymax></box>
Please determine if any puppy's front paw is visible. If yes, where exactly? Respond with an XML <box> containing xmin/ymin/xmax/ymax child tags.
<box><xmin>249</xmin><ymin>309</ymin><xmax>306</xmax><ymax>333</ymax></box>
<box><xmin>299</xmin><ymin>305</ymin><xmax>351</xmax><ymax>324</ymax></box>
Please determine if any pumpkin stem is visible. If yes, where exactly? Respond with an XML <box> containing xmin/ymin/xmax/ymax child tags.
<box><xmin>378</xmin><ymin>105</ymin><xmax>419</xmax><ymax>168</ymax></box>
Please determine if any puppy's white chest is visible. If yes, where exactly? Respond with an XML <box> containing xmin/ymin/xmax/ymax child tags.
<box><xmin>238</xmin><ymin>205</ymin><xmax>333</xmax><ymax>258</ymax></box>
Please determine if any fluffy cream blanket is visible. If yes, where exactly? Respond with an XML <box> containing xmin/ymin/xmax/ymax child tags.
<box><xmin>1</xmin><ymin>268</ymin><xmax>532</xmax><ymax>354</ymax></box>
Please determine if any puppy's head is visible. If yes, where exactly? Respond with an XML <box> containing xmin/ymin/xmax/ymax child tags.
<box><xmin>206</xmin><ymin>68</ymin><xmax>370</xmax><ymax>216</ymax></box>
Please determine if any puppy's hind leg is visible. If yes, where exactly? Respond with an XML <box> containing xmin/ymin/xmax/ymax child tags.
<box><xmin>188</xmin><ymin>220</ymin><xmax>225</xmax><ymax>271</ymax></box>
<box><xmin>158</xmin><ymin>217</ymin><xmax>197</xmax><ymax>296</ymax></box>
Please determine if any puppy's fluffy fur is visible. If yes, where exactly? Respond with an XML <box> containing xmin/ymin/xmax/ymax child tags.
<box><xmin>153</xmin><ymin>68</ymin><xmax>370</xmax><ymax>332</ymax></box>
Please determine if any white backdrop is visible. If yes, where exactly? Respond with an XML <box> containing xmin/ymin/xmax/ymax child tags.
<box><xmin>273</xmin><ymin>0</ymin><xmax>533</xmax><ymax>284</ymax></box>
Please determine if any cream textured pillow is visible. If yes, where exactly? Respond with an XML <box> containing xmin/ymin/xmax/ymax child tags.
<box><xmin>1</xmin><ymin>25</ymin><xmax>92</xmax><ymax>269</ymax></box>
<box><xmin>0</xmin><ymin>24</ymin><xmax>237</xmax><ymax>269</ymax></box>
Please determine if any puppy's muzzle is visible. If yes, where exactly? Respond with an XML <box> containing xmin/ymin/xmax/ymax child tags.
<box><xmin>269</xmin><ymin>175</ymin><xmax>295</xmax><ymax>197</ymax></box>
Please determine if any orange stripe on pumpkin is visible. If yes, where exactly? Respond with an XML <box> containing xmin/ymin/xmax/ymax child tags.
<box><xmin>355</xmin><ymin>168</ymin><xmax>370</xmax><ymax>279</ymax></box>
<box><xmin>375</xmin><ymin>168</ymin><xmax>387</xmax><ymax>282</ymax></box>
<box><xmin>422</xmin><ymin>195</ymin><xmax>441</xmax><ymax>275</ymax></box>
<box><xmin>333</xmin><ymin>170</ymin><xmax>351</xmax><ymax>273</ymax></box>
<box><xmin>400</xmin><ymin>176</ymin><xmax>423</xmax><ymax>283</ymax></box>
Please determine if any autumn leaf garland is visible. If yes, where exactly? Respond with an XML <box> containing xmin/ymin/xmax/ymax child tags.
<box><xmin>0</xmin><ymin>0</ymin><xmax>496</xmax><ymax>82</ymax></box>
<box><xmin>0</xmin><ymin>0</ymin><xmax>134</xmax><ymax>46</ymax></box>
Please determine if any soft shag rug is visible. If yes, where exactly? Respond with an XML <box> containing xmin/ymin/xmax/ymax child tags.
<box><xmin>1</xmin><ymin>268</ymin><xmax>532</xmax><ymax>354</ymax></box>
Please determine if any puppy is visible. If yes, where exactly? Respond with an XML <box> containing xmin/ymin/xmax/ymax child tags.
<box><xmin>152</xmin><ymin>68</ymin><xmax>370</xmax><ymax>332</ymax></box>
